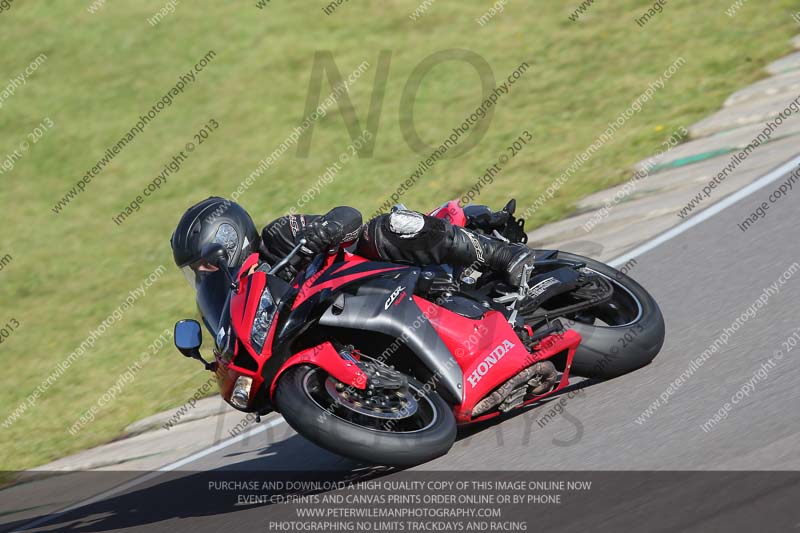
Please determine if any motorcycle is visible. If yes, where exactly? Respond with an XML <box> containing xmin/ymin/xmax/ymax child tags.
<box><xmin>173</xmin><ymin>199</ymin><xmax>665</xmax><ymax>466</ymax></box>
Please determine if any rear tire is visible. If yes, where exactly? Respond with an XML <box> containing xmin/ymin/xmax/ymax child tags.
<box><xmin>555</xmin><ymin>252</ymin><xmax>665</xmax><ymax>379</ymax></box>
<box><xmin>274</xmin><ymin>365</ymin><xmax>456</xmax><ymax>467</ymax></box>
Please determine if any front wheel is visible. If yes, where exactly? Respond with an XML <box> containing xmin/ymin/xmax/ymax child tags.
<box><xmin>554</xmin><ymin>251</ymin><xmax>665</xmax><ymax>379</ymax></box>
<box><xmin>274</xmin><ymin>364</ymin><xmax>456</xmax><ymax>467</ymax></box>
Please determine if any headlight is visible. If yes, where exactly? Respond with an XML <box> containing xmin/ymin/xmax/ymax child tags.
<box><xmin>230</xmin><ymin>376</ymin><xmax>253</xmax><ymax>409</ymax></box>
<box><xmin>250</xmin><ymin>286</ymin><xmax>277</xmax><ymax>353</ymax></box>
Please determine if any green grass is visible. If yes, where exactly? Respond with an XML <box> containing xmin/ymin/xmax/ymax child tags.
<box><xmin>0</xmin><ymin>0</ymin><xmax>797</xmax><ymax>470</ymax></box>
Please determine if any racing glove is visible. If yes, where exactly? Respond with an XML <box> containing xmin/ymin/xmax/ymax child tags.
<box><xmin>299</xmin><ymin>218</ymin><xmax>345</xmax><ymax>257</ymax></box>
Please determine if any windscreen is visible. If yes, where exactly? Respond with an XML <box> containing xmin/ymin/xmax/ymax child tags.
<box><xmin>195</xmin><ymin>268</ymin><xmax>235</xmax><ymax>335</ymax></box>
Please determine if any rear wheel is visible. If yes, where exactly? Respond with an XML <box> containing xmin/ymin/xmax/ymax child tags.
<box><xmin>274</xmin><ymin>364</ymin><xmax>456</xmax><ymax>467</ymax></box>
<box><xmin>551</xmin><ymin>252</ymin><xmax>665</xmax><ymax>379</ymax></box>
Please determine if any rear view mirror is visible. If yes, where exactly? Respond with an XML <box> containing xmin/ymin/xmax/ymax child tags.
<box><xmin>174</xmin><ymin>319</ymin><xmax>202</xmax><ymax>359</ymax></box>
<box><xmin>200</xmin><ymin>242</ymin><xmax>229</xmax><ymax>269</ymax></box>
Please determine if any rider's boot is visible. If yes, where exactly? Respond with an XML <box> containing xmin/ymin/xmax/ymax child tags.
<box><xmin>446</xmin><ymin>226</ymin><xmax>535</xmax><ymax>287</ymax></box>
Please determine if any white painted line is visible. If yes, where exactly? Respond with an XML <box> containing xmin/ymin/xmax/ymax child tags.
<box><xmin>13</xmin><ymin>416</ymin><xmax>286</xmax><ymax>532</ymax></box>
<box><xmin>158</xmin><ymin>415</ymin><xmax>284</xmax><ymax>471</ymax></box>
<box><xmin>608</xmin><ymin>154</ymin><xmax>800</xmax><ymax>267</ymax></box>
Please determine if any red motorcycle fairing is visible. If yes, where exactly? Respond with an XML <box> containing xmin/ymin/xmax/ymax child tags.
<box><xmin>292</xmin><ymin>253</ymin><xmax>407</xmax><ymax>309</ymax></box>
<box><xmin>268</xmin><ymin>342</ymin><xmax>368</xmax><ymax>398</ymax></box>
<box><xmin>230</xmin><ymin>269</ymin><xmax>271</xmax><ymax>355</ymax></box>
<box><xmin>221</xmin><ymin>253</ymin><xmax>406</xmax><ymax>410</ymax></box>
<box><xmin>430</xmin><ymin>200</ymin><xmax>467</xmax><ymax>227</ymax></box>
<box><xmin>237</xmin><ymin>252</ymin><xmax>261</xmax><ymax>280</ymax></box>
<box><xmin>414</xmin><ymin>295</ymin><xmax>581</xmax><ymax>423</ymax></box>
<box><xmin>216</xmin><ymin>266</ymin><xmax>274</xmax><ymax>411</ymax></box>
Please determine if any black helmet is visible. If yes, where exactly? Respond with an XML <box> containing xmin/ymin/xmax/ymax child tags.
<box><xmin>171</xmin><ymin>197</ymin><xmax>259</xmax><ymax>284</ymax></box>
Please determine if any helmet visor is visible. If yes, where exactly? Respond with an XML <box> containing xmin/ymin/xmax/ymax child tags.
<box><xmin>181</xmin><ymin>265</ymin><xmax>198</xmax><ymax>287</ymax></box>
<box><xmin>181</xmin><ymin>259</ymin><xmax>221</xmax><ymax>287</ymax></box>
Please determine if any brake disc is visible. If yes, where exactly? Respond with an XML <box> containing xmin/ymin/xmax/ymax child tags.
<box><xmin>324</xmin><ymin>377</ymin><xmax>419</xmax><ymax>420</ymax></box>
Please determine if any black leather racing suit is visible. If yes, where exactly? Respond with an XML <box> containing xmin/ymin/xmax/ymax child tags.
<box><xmin>259</xmin><ymin>207</ymin><xmax>533</xmax><ymax>285</ymax></box>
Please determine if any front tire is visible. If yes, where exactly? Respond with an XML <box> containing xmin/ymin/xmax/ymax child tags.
<box><xmin>274</xmin><ymin>365</ymin><xmax>456</xmax><ymax>467</ymax></box>
<box><xmin>555</xmin><ymin>252</ymin><xmax>665</xmax><ymax>379</ymax></box>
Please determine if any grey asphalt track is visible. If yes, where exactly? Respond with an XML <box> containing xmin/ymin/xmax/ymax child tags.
<box><xmin>8</xmin><ymin>152</ymin><xmax>800</xmax><ymax>531</ymax></box>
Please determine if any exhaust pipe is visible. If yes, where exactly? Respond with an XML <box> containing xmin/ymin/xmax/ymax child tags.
<box><xmin>472</xmin><ymin>361</ymin><xmax>557</xmax><ymax>416</ymax></box>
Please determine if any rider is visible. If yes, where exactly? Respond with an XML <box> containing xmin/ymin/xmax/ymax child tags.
<box><xmin>171</xmin><ymin>197</ymin><xmax>534</xmax><ymax>290</ymax></box>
